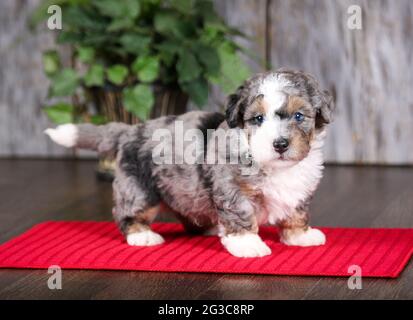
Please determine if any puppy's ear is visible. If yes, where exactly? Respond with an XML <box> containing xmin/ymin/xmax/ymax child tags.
<box><xmin>225</xmin><ymin>91</ymin><xmax>246</xmax><ymax>128</ymax></box>
<box><xmin>315</xmin><ymin>89</ymin><xmax>335</xmax><ymax>129</ymax></box>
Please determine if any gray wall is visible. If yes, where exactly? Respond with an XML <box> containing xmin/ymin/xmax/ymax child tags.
<box><xmin>0</xmin><ymin>0</ymin><xmax>71</xmax><ymax>157</ymax></box>
<box><xmin>1</xmin><ymin>0</ymin><xmax>412</xmax><ymax>164</ymax></box>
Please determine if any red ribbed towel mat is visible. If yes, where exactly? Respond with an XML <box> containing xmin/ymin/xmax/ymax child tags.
<box><xmin>0</xmin><ymin>222</ymin><xmax>412</xmax><ymax>278</ymax></box>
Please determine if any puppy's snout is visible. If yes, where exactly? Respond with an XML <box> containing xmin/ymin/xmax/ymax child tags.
<box><xmin>273</xmin><ymin>138</ymin><xmax>289</xmax><ymax>154</ymax></box>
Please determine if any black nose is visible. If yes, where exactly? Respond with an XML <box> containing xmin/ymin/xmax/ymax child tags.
<box><xmin>273</xmin><ymin>138</ymin><xmax>289</xmax><ymax>154</ymax></box>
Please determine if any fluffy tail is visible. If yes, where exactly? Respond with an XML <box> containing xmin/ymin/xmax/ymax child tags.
<box><xmin>44</xmin><ymin>122</ymin><xmax>130</xmax><ymax>155</ymax></box>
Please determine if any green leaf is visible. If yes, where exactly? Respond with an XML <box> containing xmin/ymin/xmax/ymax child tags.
<box><xmin>199</xmin><ymin>24</ymin><xmax>220</xmax><ymax>43</ymax></box>
<box><xmin>63</xmin><ymin>6</ymin><xmax>104</xmax><ymax>30</ymax></box>
<box><xmin>154</xmin><ymin>11</ymin><xmax>181</xmax><ymax>35</ymax></box>
<box><xmin>171</xmin><ymin>0</ymin><xmax>193</xmax><ymax>14</ymax></box>
<box><xmin>81</xmin><ymin>32</ymin><xmax>110</xmax><ymax>46</ymax></box>
<box><xmin>77</xmin><ymin>47</ymin><xmax>95</xmax><ymax>63</ymax></box>
<box><xmin>93</xmin><ymin>0</ymin><xmax>124</xmax><ymax>17</ymax></box>
<box><xmin>193</xmin><ymin>44</ymin><xmax>220</xmax><ymax>77</ymax></box>
<box><xmin>107</xmin><ymin>18</ymin><xmax>134</xmax><ymax>32</ymax></box>
<box><xmin>155</xmin><ymin>41</ymin><xmax>183</xmax><ymax>66</ymax></box>
<box><xmin>155</xmin><ymin>41</ymin><xmax>183</xmax><ymax>55</ymax></box>
<box><xmin>119</xmin><ymin>34</ymin><xmax>151</xmax><ymax>54</ymax></box>
<box><xmin>194</xmin><ymin>0</ymin><xmax>223</xmax><ymax>26</ymax></box>
<box><xmin>181</xmin><ymin>77</ymin><xmax>208</xmax><ymax>107</ymax></box>
<box><xmin>50</xmin><ymin>68</ymin><xmax>79</xmax><ymax>97</ymax></box>
<box><xmin>176</xmin><ymin>50</ymin><xmax>201</xmax><ymax>82</ymax></box>
<box><xmin>44</xmin><ymin>103</ymin><xmax>75</xmax><ymax>124</ymax></box>
<box><xmin>42</xmin><ymin>50</ymin><xmax>61</xmax><ymax>76</ymax></box>
<box><xmin>123</xmin><ymin>0</ymin><xmax>141</xmax><ymax>18</ymax></box>
<box><xmin>123</xmin><ymin>84</ymin><xmax>154</xmax><ymax>120</ymax></box>
<box><xmin>154</xmin><ymin>10</ymin><xmax>194</xmax><ymax>38</ymax></box>
<box><xmin>84</xmin><ymin>64</ymin><xmax>104</xmax><ymax>87</ymax></box>
<box><xmin>209</xmin><ymin>42</ymin><xmax>250</xmax><ymax>94</ymax></box>
<box><xmin>107</xmin><ymin>65</ymin><xmax>129</xmax><ymax>85</ymax></box>
<box><xmin>93</xmin><ymin>0</ymin><xmax>140</xmax><ymax>18</ymax></box>
<box><xmin>57</xmin><ymin>31</ymin><xmax>83</xmax><ymax>44</ymax></box>
<box><xmin>132</xmin><ymin>56</ymin><xmax>160</xmax><ymax>82</ymax></box>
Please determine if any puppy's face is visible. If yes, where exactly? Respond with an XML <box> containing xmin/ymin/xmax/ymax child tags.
<box><xmin>225</xmin><ymin>69</ymin><xmax>334</xmax><ymax>166</ymax></box>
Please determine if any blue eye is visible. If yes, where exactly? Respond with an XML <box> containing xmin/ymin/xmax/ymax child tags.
<box><xmin>294</xmin><ymin>112</ymin><xmax>305</xmax><ymax>122</ymax></box>
<box><xmin>253</xmin><ymin>115</ymin><xmax>264</xmax><ymax>124</ymax></box>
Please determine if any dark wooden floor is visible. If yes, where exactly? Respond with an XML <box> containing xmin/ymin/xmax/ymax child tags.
<box><xmin>0</xmin><ymin>159</ymin><xmax>412</xmax><ymax>299</ymax></box>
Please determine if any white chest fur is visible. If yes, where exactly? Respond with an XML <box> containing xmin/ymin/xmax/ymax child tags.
<box><xmin>257</xmin><ymin>134</ymin><xmax>326</xmax><ymax>225</ymax></box>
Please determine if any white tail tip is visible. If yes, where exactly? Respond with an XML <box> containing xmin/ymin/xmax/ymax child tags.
<box><xmin>44</xmin><ymin>124</ymin><xmax>78</xmax><ymax>148</ymax></box>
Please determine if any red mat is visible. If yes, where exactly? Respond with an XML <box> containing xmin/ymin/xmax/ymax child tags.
<box><xmin>0</xmin><ymin>221</ymin><xmax>412</xmax><ymax>278</ymax></box>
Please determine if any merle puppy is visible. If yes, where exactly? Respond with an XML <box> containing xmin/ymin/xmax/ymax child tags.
<box><xmin>45</xmin><ymin>69</ymin><xmax>334</xmax><ymax>258</ymax></box>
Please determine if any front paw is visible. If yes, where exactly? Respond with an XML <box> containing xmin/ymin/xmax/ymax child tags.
<box><xmin>221</xmin><ymin>233</ymin><xmax>272</xmax><ymax>258</ymax></box>
<box><xmin>280</xmin><ymin>227</ymin><xmax>326</xmax><ymax>247</ymax></box>
<box><xmin>126</xmin><ymin>230</ymin><xmax>165</xmax><ymax>246</ymax></box>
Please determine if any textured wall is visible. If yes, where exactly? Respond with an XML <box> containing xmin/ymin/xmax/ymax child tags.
<box><xmin>0</xmin><ymin>0</ymin><xmax>412</xmax><ymax>163</ymax></box>
<box><xmin>269</xmin><ymin>0</ymin><xmax>413</xmax><ymax>164</ymax></box>
<box><xmin>0</xmin><ymin>0</ymin><xmax>73</xmax><ymax>157</ymax></box>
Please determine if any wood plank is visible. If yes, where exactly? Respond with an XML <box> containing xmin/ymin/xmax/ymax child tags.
<box><xmin>301</xmin><ymin>262</ymin><xmax>413</xmax><ymax>299</ymax></box>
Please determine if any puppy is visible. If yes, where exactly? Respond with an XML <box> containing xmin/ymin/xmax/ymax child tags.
<box><xmin>45</xmin><ymin>69</ymin><xmax>334</xmax><ymax>258</ymax></box>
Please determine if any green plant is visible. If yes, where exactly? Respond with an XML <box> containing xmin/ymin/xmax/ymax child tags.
<box><xmin>32</xmin><ymin>0</ymin><xmax>251</xmax><ymax>124</ymax></box>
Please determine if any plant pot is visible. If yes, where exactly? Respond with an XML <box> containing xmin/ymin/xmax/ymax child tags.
<box><xmin>89</xmin><ymin>83</ymin><xmax>189</xmax><ymax>123</ymax></box>
<box><xmin>89</xmin><ymin>84</ymin><xmax>189</xmax><ymax>181</ymax></box>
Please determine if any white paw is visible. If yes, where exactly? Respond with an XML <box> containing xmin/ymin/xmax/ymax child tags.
<box><xmin>281</xmin><ymin>227</ymin><xmax>326</xmax><ymax>247</ymax></box>
<box><xmin>126</xmin><ymin>230</ymin><xmax>165</xmax><ymax>246</ymax></box>
<box><xmin>221</xmin><ymin>233</ymin><xmax>272</xmax><ymax>258</ymax></box>
<box><xmin>44</xmin><ymin>124</ymin><xmax>78</xmax><ymax>148</ymax></box>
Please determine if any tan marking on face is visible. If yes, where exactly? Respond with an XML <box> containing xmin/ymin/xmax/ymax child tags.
<box><xmin>287</xmin><ymin>96</ymin><xmax>308</xmax><ymax>114</ymax></box>
<box><xmin>125</xmin><ymin>205</ymin><xmax>160</xmax><ymax>235</ymax></box>
<box><xmin>244</xmin><ymin>95</ymin><xmax>268</xmax><ymax>121</ymax></box>
<box><xmin>288</xmin><ymin>127</ymin><xmax>312</xmax><ymax>161</ymax></box>
<box><xmin>256</xmin><ymin>96</ymin><xmax>269</xmax><ymax>115</ymax></box>
<box><xmin>286</xmin><ymin>95</ymin><xmax>317</xmax><ymax>161</ymax></box>
<box><xmin>243</xmin><ymin>96</ymin><xmax>270</xmax><ymax>149</ymax></box>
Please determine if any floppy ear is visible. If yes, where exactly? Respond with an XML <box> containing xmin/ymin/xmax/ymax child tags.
<box><xmin>315</xmin><ymin>89</ymin><xmax>335</xmax><ymax>129</ymax></box>
<box><xmin>225</xmin><ymin>91</ymin><xmax>247</xmax><ymax>128</ymax></box>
